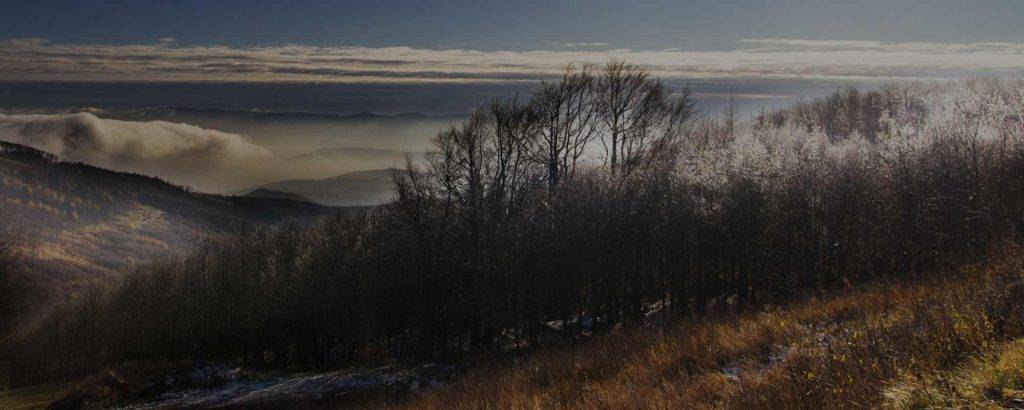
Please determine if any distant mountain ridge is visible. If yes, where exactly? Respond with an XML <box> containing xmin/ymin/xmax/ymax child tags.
<box><xmin>241</xmin><ymin>168</ymin><xmax>398</xmax><ymax>207</ymax></box>
<box><xmin>243</xmin><ymin>188</ymin><xmax>315</xmax><ymax>203</ymax></box>
<box><xmin>287</xmin><ymin>146</ymin><xmax>417</xmax><ymax>162</ymax></box>
<box><xmin>115</xmin><ymin>106</ymin><xmax>466</xmax><ymax>121</ymax></box>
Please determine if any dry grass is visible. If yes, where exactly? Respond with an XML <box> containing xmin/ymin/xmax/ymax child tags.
<box><xmin>399</xmin><ymin>248</ymin><xmax>1024</xmax><ymax>409</ymax></box>
<box><xmin>885</xmin><ymin>337</ymin><xmax>1024</xmax><ymax>408</ymax></box>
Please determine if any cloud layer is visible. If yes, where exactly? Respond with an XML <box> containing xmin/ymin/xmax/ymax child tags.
<box><xmin>0</xmin><ymin>112</ymin><xmax>273</xmax><ymax>191</ymax></box>
<box><xmin>1</xmin><ymin>38</ymin><xmax>1022</xmax><ymax>83</ymax></box>
<box><xmin>0</xmin><ymin>111</ymin><xmax>450</xmax><ymax>193</ymax></box>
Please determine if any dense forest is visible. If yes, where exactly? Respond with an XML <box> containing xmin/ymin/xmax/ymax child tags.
<box><xmin>0</xmin><ymin>233</ymin><xmax>20</xmax><ymax>335</ymax></box>
<box><xmin>8</xmin><ymin>62</ymin><xmax>1024</xmax><ymax>386</ymax></box>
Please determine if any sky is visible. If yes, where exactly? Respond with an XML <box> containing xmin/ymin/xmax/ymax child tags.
<box><xmin>2</xmin><ymin>0</ymin><xmax>1024</xmax><ymax>50</ymax></box>
<box><xmin>0</xmin><ymin>0</ymin><xmax>1022</xmax><ymax>84</ymax></box>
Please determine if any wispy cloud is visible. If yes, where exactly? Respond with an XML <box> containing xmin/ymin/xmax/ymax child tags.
<box><xmin>738</xmin><ymin>38</ymin><xmax>1024</xmax><ymax>53</ymax></box>
<box><xmin>1</xmin><ymin>38</ymin><xmax>1022</xmax><ymax>83</ymax></box>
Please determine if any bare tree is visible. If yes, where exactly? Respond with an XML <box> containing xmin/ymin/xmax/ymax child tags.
<box><xmin>595</xmin><ymin>61</ymin><xmax>686</xmax><ymax>174</ymax></box>
<box><xmin>631</xmin><ymin>83</ymin><xmax>696</xmax><ymax>171</ymax></box>
<box><xmin>485</xmin><ymin>96</ymin><xmax>541</xmax><ymax>215</ymax></box>
<box><xmin>532</xmin><ymin>64</ymin><xmax>599</xmax><ymax>191</ymax></box>
<box><xmin>723</xmin><ymin>91</ymin><xmax>739</xmax><ymax>141</ymax></box>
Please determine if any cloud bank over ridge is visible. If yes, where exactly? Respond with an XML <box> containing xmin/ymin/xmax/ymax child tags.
<box><xmin>0</xmin><ymin>112</ymin><xmax>273</xmax><ymax>191</ymax></box>
<box><xmin>1</xmin><ymin>38</ymin><xmax>1022</xmax><ymax>83</ymax></box>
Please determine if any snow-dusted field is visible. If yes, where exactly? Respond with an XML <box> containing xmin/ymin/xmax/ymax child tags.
<box><xmin>125</xmin><ymin>364</ymin><xmax>455</xmax><ymax>408</ymax></box>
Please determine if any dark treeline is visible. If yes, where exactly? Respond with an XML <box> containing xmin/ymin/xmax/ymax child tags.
<box><xmin>0</xmin><ymin>232</ymin><xmax>24</xmax><ymax>383</ymax></box>
<box><xmin>0</xmin><ymin>233</ymin><xmax>21</xmax><ymax>335</ymax></box>
<box><xmin>10</xmin><ymin>64</ymin><xmax>1024</xmax><ymax>384</ymax></box>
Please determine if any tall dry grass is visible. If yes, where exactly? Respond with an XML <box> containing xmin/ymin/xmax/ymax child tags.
<box><xmin>399</xmin><ymin>246</ymin><xmax>1024</xmax><ymax>409</ymax></box>
<box><xmin>885</xmin><ymin>338</ymin><xmax>1024</xmax><ymax>408</ymax></box>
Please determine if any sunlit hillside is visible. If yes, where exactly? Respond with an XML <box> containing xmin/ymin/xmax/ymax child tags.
<box><xmin>0</xmin><ymin>141</ymin><xmax>345</xmax><ymax>307</ymax></box>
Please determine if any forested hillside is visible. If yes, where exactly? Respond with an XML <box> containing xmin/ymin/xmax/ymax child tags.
<box><xmin>0</xmin><ymin>141</ymin><xmax>344</xmax><ymax>300</ymax></box>
<box><xmin>8</xmin><ymin>63</ymin><xmax>1024</xmax><ymax>406</ymax></box>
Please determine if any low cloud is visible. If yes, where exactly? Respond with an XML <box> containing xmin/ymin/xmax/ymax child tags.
<box><xmin>0</xmin><ymin>37</ymin><xmax>1022</xmax><ymax>83</ymax></box>
<box><xmin>0</xmin><ymin>112</ymin><xmax>273</xmax><ymax>191</ymax></box>
<box><xmin>0</xmin><ymin>111</ymin><xmax>454</xmax><ymax>193</ymax></box>
<box><xmin>738</xmin><ymin>38</ymin><xmax>1024</xmax><ymax>53</ymax></box>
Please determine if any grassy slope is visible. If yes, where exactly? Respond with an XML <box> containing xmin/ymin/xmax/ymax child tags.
<box><xmin>399</xmin><ymin>247</ymin><xmax>1024</xmax><ymax>409</ymax></box>
<box><xmin>5</xmin><ymin>248</ymin><xmax>1024</xmax><ymax>409</ymax></box>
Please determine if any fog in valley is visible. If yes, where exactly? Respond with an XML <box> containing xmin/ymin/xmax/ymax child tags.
<box><xmin>0</xmin><ymin>79</ymin><xmax>837</xmax><ymax>194</ymax></box>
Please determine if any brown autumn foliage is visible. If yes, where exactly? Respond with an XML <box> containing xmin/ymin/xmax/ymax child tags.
<box><xmin>400</xmin><ymin>245</ymin><xmax>1024</xmax><ymax>409</ymax></box>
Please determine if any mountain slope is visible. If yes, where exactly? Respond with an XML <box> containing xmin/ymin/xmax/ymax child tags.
<box><xmin>403</xmin><ymin>251</ymin><xmax>1024</xmax><ymax>409</ymax></box>
<box><xmin>0</xmin><ymin>141</ymin><xmax>345</xmax><ymax>297</ymax></box>
<box><xmin>287</xmin><ymin>146</ymin><xmax>418</xmax><ymax>164</ymax></box>
<box><xmin>242</xmin><ymin>168</ymin><xmax>398</xmax><ymax>206</ymax></box>
<box><xmin>242</xmin><ymin>188</ymin><xmax>315</xmax><ymax>203</ymax></box>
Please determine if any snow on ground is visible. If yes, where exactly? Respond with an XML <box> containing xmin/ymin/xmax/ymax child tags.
<box><xmin>125</xmin><ymin>364</ymin><xmax>455</xmax><ymax>408</ymax></box>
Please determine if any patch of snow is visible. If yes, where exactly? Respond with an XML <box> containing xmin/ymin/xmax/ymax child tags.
<box><xmin>125</xmin><ymin>364</ymin><xmax>455</xmax><ymax>408</ymax></box>
<box><xmin>720</xmin><ymin>365</ymin><xmax>741</xmax><ymax>381</ymax></box>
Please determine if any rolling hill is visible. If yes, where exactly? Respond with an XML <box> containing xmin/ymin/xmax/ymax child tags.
<box><xmin>242</xmin><ymin>188</ymin><xmax>315</xmax><ymax>203</ymax></box>
<box><xmin>287</xmin><ymin>146</ymin><xmax>412</xmax><ymax>162</ymax></box>
<box><xmin>0</xmin><ymin>140</ymin><xmax>347</xmax><ymax>301</ymax></box>
<box><xmin>240</xmin><ymin>168</ymin><xmax>398</xmax><ymax>206</ymax></box>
